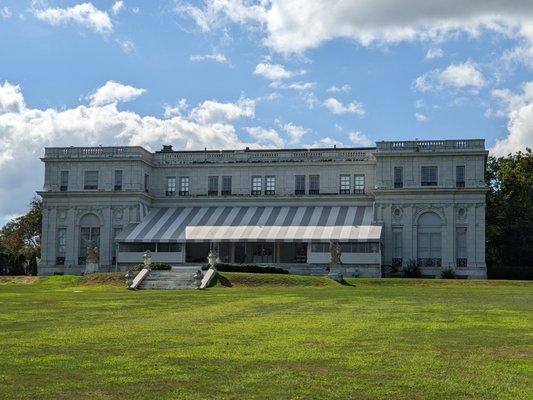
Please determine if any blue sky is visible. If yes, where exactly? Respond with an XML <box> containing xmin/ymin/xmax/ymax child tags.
<box><xmin>0</xmin><ymin>0</ymin><xmax>532</xmax><ymax>223</ymax></box>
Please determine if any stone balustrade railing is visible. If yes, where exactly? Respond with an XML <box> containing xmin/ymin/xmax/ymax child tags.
<box><xmin>44</xmin><ymin>147</ymin><xmax>153</xmax><ymax>160</ymax></box>
<box><xmin>376</xmin><ymin>139</ymin><xmax>485</xmax><ymax>152</ymax></box>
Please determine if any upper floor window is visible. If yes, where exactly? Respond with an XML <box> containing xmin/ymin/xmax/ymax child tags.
<box><xmin>456</xmin><ymin>165</ymin><xmax>465</xmax><ymax>188</ymax></box>
<box><xmin>265</xmin><ymin>176</ymin><xmax>276</xmax><ymax>195</ymax></box>
<box><xmin>394</xmin><ymin>167</ymin><xmax>403</xmax><ymax>188</ymax></box>
<box><xmin>114</xmin><ymin>170</ymin><xmax>123</xmax><ymax>191</ymax></box>
<box><xmin>60</xmin><ymin>171</ymin><xmax>69</xmax><ymax>192</ymax></box>
<box><xmin>166</xmin><ymin>177</ymin><xmax>176</xmax><ymax>196</ymax></box>
<box><xmin>309</xmin><ymin>175</ymin><xmax>320</xmax><ymax>195</ymax></box>
<box><xmin>339</xmin><ymin>175</ymin><xmax>350</xmax><ymax>194</ymax></box>
<box><xmin>222</xmin><ymin>176</ymin><xmax>232</xmax><ymax>195</ymax></box>
<box><xmin>144</xmin><ymin>174</ymin><xmax>149</xmax><ymax>192</ymax></box>
<box><xmin>295</xmin><ymin>175</ymin><xmax>305</xmax><ymax>195</ymax></box>
<box><xmin>354</xmin><ymin>174</ymin><xmax>365</xmax><ymax>194</ymax></box>
<box><xmin>179</xmin><ymin>177</ymin><xmax>190</xmax><ymax>196</ymax></box>
<box><xmin>84</xmin><ymin>171</ymin><xmax>98</xmax><ymax>190</ymax></box>
<box><xmin>251</xmin><ymin>176</ymin><xmax>262</xmax><ymax>195</ymax></box>
<box><xmin>421</xmin><ymin>166</ymin><xmax>438</xmax><ymax>186</ymax></box>
<box><xmin>208</xmin><ymin>176</ymin><xmax>219</xmax><ymax>196</ymax></box>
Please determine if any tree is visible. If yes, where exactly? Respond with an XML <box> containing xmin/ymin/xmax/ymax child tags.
<box><xmin>486</xmin><ymin>149</ymin><xmax>533</xmax><ymax>267</ymax></box>
<box><xmin>0</xmin><ymin>197</ymin><xmax>42</xmax><ymax>275</ymax></box>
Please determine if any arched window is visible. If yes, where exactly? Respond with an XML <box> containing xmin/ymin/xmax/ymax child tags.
<box><xmin>79</xmin><ymin>214</ymin><xmax>100</xmax><ymax>265</ymax></box>
<box><xmin>417</xmin><ymin>212</ymin><xmax>442</xmax><ymax>267</ymax></box>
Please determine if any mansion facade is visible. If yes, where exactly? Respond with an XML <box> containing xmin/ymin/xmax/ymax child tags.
<box><xmin>38</xmin><ymin>139</ymin><xmax>488</xmax><ymax>278</ymax></box>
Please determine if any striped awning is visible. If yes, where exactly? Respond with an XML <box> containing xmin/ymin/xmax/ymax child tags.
<box><xmin>116</xmin><ymin>206</ymin><xmax>381</xmax><ymax>243</ymax></box>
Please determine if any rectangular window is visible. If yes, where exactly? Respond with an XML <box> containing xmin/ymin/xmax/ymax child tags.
<box><xmin>118</xmin><ymin>243</ymin><xmax>156</xmax><ymax>252</ymax></box>
<box><xmin>421</xmin><ymin>166</ymin><xmax>438</xmax><ymax>186</ymax></box>
<box><xmin>114</xmin><ymin>170</ymin><xmax>123</xmax><ymax>191</ymax></box>
<box><xmin>339</xmin><ymin>242</ymin><xmax>380</xmax><ymax>253</ymax></box>
<box><xmin>456</xmin><ymin>227</ymin><xmax>467</xmax><ymax>267</ymax></box>
<box><xmin>166</xmin><ymin>177</ymin><xmax>176</xmax><ymax>196</ymax></box>
<box><xmin>394</xmin><ymin>167</ymin><xmax>403</xmax><ymax>188</ymax></box>
<box><xmin>60</xmin><ymin>171</ymin><xmax>69</xmax><ymax>192</ymax></box>
<box><xmin>251</xmin><ymin>176</ymin><xmax>262</xmax><ymax>195</ymax></box>
<box><xmin>339</xmin><ymin>175</ymin><xmax>351</xmax><ymax>194</ymax></box>
<box><xmin>392</xmin><ymin>228</ymin><xmax>402</xmax><ymax>259</ymax></box>
<box><xmin>265</xmin><ymin>176</ymin><xmax>276</xmax><ymax>195</ymax></box>
<box><xmin>354</xmin><ymin>174</ymin><xmax>365</xmax><ymax>194</ymax></box>
<box><xmin>222</xmin><ymin>176</ymin><xmax>232</xmax><ymax>195</ymax></box>
<box><xmin>295</xmin><ymin>175</ymin><xmax>305</xmax><ymax>195</ymax></box>
<box><xmin>144</xmin><ymin>174</ymin><xmax>149</xmax><ymax>192</ymax></box>
<box><xmin>84</xmin><ymin>171</ymin><xmax>98</xmax><ymax>190</ymax></box>
<box><xmin>179</xmin><ymin>177</ymin><xmax>189</xmax><ymax>196</ymax></box>
<box><xmin>456</xmin><ymin>165</ymin><xmax>465</xmax><ymax>188</ymax></box>
<box><xmin>157</xmin><ymin>243</ymin><xmax>182</xmax><ymax>252</ymax></box>
<box><xmin>56</xmin><ymin>228</ymin><xmax>66</xmax><ymax>264</ymax></box>
<box><xmin>208</xmin><ymin>176</ymin><xmax>219</xmax><ymax>196</ymax></box>
<box><xmin>309</xmin><ymin>175</ymin><xmax>320</xmax><ymax>194</ymax></box>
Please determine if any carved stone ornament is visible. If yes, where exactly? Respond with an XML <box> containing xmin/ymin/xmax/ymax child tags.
<box><xmin>392</xmin><ymin>206</ymin><xmax>403</xmax><ymax>220</ymax></box>
<box><xmin>457</xmin><ymin>207</ymin><xmax>468</xmax><ymax>220</ymax></box>
<box><xmin>329</xmin><ymin>241</ymin><xmax>342</xmax><ymax>266</ymax></box>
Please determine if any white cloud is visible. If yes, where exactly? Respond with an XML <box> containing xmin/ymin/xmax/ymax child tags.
<box><xmin>164</xmin><ymin>99</ymin><xmax>189</xmax><ymax>118</ymax></box>
<box><xmin>425</xmin><ymin>48</ymin><xmax>444</xmax><ymax>59</ymax></box>
<box><xmin>111</xmin><ymin>1</ymin><xmax>124</xmax><ymax>15</ymax></box>
<box><xmin>282</xmin><ymin>123</ymin><xmax>309</xmax><ymax>144</ymax></box>
<box><xmin>245</xmin><ymin>126</ymin><xmax>284</xmax><ymax>147</ymax></box>
<box><xmin>177</xmin><ymin>0</ymin><xmax>533</xmax><ymax>54</ymax></box>
<box><xmin>491</xmin><ymin>81</ymin><xmax>533</xmax><ymax>155</ymax></box>
<box><xmin>1</xmin><ymin>6</ymin><xmax>12</xmax><ymax>19</ymax></box>
<box><xmin>270</xmin><ymin>81</ymin><xmax>315</xmax><ymax>91</ymax></box>
<box><xmin>116</xmin><ymin>38</ymin><xmax>136</xmax><ymax>55</ymax></box>
<box><xmin>190</xmin><ymin>53</ymin><xmax>229</xmax><ymax>64</ymax></box>
<box><xmin>414</xmin><ymin>60</ymin><xmax>485</xmax><ymax>92</ymax></box>
<box><xmin>307</xmin><ymin>137</ymin><xmax>344</xmax><ymax>148</ymax></box>
<box><xmin>188</xmin><ymin>96</ymin><xmax>255</xmax><ymax>124</ymax></box>
<box><xmin>33</xmin><ymin>2</ymin><xmax>113</xmax><ymax>35</ymax></box>
<box><xmin>253</xmin><ymin>62</ymin><xmax>294</xmax><ymax>81</ymax></box>
<box><xmin>87</xmin><ymin>81</ymin><xmax>146</xmax><ymax>106</ymax></box>
<box><xmin>323</xmin><ymin>97</ymin><xmax>365</xmax><ymax>116</ymax></box>
<box><xmin>327</xmin><ymin>84</ymin><xmax>350</xmax><ymax>93</ymax></box>
<box><xmin>0</xmin><ymin>82</ymin><xmax>261</xmax><ymax>220</ymax></box>
<box><xmin>502</xmin><ymin>45</ymin><xmax>533</xmax><ymax>69</ymax></box>
<box><xmin>348</xmin><ymin>131</ymin><xmax>372</xmax><ymax>147</ymax></box>
<box><xmin>415</xmin><ymin>112</ymin><xmax>428</xmax><ymax>122</ymax></box>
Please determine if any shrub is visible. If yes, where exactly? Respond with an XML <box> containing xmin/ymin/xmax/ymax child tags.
<box><xmin>487</xmin><ymin>266</ymin><xmax>533</xmax><ymax>280</ymax></box>
<box><xmin>401</xmin><ymin>258</ymin><xmax>422</xmax><ymax>278</ymax></box>
<box><xmin>441</xmin><ymin>267</ymin><xmax>456</xmax><ymax>279</ymax></box>
<box><xmin>149</xmin><ymin>263</ymin><xmax>172</xmax><ymax>271</ymax></box>
<box><xmin>207</xmin><ymin>263</ymin><xmax>289</xmax><ymax>274</ymax></box>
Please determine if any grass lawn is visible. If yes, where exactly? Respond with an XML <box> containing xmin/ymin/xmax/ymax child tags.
<box><xmin>0</xmin><ymin>273</ymin><xmax>532</xmax><ymax>400</ymax></box>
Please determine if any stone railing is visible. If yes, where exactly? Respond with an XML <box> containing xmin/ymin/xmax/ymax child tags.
<box><xmin>44</xmin><ymin>147</ymin><xmax>153</xmax><ymax>161</ymax></box>
<box><xmin>154</xmin><ymin>148</ymin><xmax>375</xmax><ymax>165</ymax></box>
<box><xmin>376</xmin><ymin>140</ymin><xmax>485</xmax><ymax>152</ymax></box>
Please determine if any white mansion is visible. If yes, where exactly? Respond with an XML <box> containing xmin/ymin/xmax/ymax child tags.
<box><xmin>38</xmin><ymin>139</ymin><xmax>488</xmax><ymax>278</ymax></box>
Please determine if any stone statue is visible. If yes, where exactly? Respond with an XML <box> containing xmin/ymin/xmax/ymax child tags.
<box><xmin>193</xmin><ymin>269</ymin><xmax>204</xmax><ymax>288</ymax></box>
<box><xmin>329</xmin><ymin>241</ymin><xmax>342</xmax><ymax>266</ymax></box>
<box><xmin>207</xmin><ymin>247</ymin><xmax>218</xmax><ymax>268</ymax></box>
<box><xmin>84</xmin><ymin>240</ymin><xmax>99</xmax><ymax>274</ymax></box>
<box><xmin>143</xmin><ymin>250</ymin><xmax>153</xmax><ymax>268</ymax></box>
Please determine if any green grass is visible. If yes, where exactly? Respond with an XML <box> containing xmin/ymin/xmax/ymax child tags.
<box><xmin>0</xmin><ymin>274</ymin><xmax>531</xmax><ymax>400</ymax></box>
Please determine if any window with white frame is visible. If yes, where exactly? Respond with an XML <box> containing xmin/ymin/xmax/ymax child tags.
<box><xmin>166</xmin><ymin>177</ymin><xmax>176</xmax><ymax>196</ymax></box>
<box><xmin>222</xmin><ymin>176</ymin><xmax>232</xmax><ymax>195</ymax></box>
<box><xmin>309</xmin><ymin>175</ymin><xmax>320</xmax><ymax>194</ymax></box>
<box><xmin>456</xmin><ymin>165</ymin><xmax>465</xmax><ymax>188</ymax></box>
<box><xmin>339</xmin><ymin>174</ymin><xmax>351</xmax><ymax>194</ymax></box>
<box><xmin>179</xmin><ymin>177</ymin><xmax>189</xmax><ymax>196</ymax></box>
<box><xmin>295</xmin><ymin>175</ymin><xmax>305</xmax><ymax>195</ymax></box>
<box><xmin>60</xmin><ymin>171</ymin><xmax>69</xmax><ymax>192</ymax></box>
<box><xmin>56</xmin><ymin>228</ymin><xmax>66</xmax><ymax>264</ymax></box>
<box><xmin>114</xmin><ymin>170</ymin><xmax>123</xmax><ymax>191</ymax></box>
<box><xmin>251</xmin><ymin>176</ymin><xmax>262</xmax><ymax>195</ymax></box>
<box><xmin>456</xmin><ymin>227</ymin><xmax>467</xmax><ymax>267</ymax></box>
<box><xmin>354</xmin><ymin>174</ymin><xmax>365</xmax><ymax>194</ymax></box>
<box><xmin>421</xmin><ymin>166</ymin><xmax>438</xmax><ymax>186</ymax></box>
<box><xmin>265</xmin><ymin>176</ymin><xmax>276</xmax><ymax>195</ymax></box>
<box><xmin>208</xmin><ymin>176</ymin><xmax>219</xmax><ymax>195</ymax></box>
<box><xmin>84</xmin><ymin>171</ymin><xmax>98</xmax><ymax>190</ymax></box>
<box><xmin>394</xmin><ymin>167</ymin><xmax>403</xmax><ymax>188</ymax></box>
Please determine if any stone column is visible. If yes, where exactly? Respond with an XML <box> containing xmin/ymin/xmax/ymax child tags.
<box><xmin>442</xmin><ymin>205</ymin><xmax>455</xmax><ymax>268</ymax></box>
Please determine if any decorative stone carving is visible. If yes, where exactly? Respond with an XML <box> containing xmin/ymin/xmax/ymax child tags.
<box><xmin>113</xmin><ymin>208</ymin><xmax>123</xmax><ymax>221</ymax></box>
<box><xmin>143</xmin><ymin>250</ymin><xmax>153</xmax><ymax>268</ymax></box>
<box><xmin>329</xmin><ymin>241</ymin><xmax>342</xmax><ymax>266</ymax></box>
<box><xmin>392</xmin><ymin>206</ymin><xmax>403</xmax><ymax>221</ymax></box>
<box><xmin>457</xmin><ymin>206</ymin><xmax>468</xmax><ymax>220</ymax></box>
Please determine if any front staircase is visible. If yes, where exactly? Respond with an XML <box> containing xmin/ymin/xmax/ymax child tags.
<box><xmin>137</xmin><ymin>266</ymin><xmax>201</xmax><ymax>290</ymax></box>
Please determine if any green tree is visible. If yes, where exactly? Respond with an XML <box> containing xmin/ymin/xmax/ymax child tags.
<box><xmin>486</xmin><ymin>149</ymin><xmax>533</xmax><ymax>267</ymax></box>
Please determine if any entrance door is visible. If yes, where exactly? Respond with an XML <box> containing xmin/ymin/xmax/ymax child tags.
<box><xmin>234</xmin><ymin>244</ymin><xmax>246</xmax><ymax>263</ymax></box>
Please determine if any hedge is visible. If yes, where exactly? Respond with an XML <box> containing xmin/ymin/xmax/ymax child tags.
<box><xmin>487</xmin><ymin>265</ymin><xmax>533</xmax><ymax>280</ymax></box>
<box><xmin>202</xmin><ymin>263</ymin><xmax>289</xmax><ymax>274</ymax></box>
